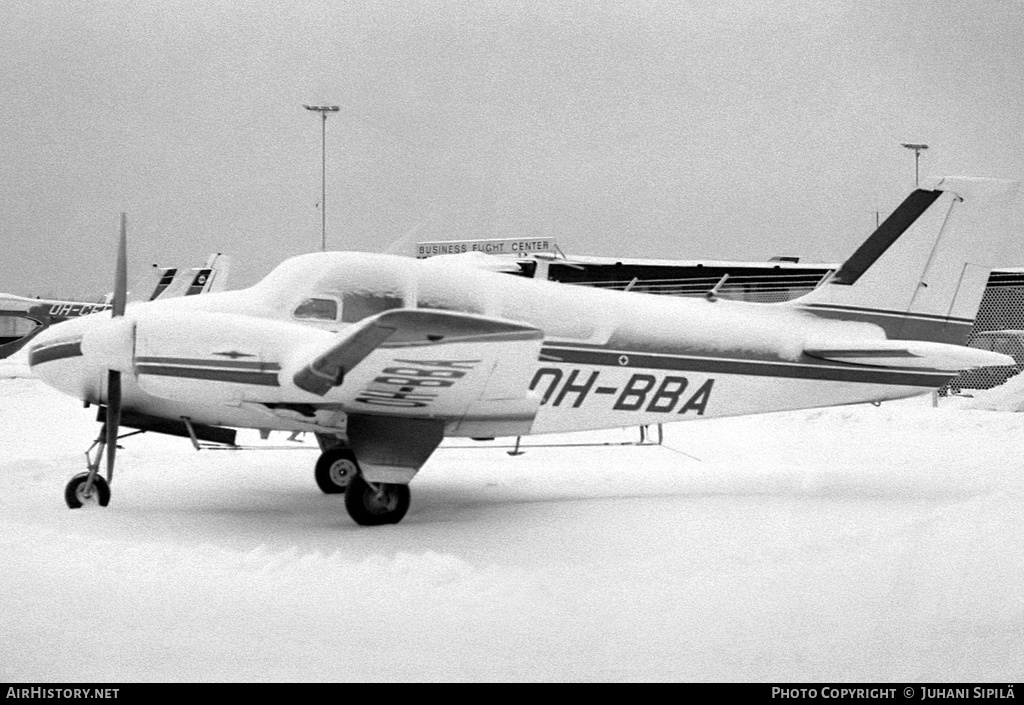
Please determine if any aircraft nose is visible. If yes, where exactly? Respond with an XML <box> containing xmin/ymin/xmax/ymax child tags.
<box><xmin>27</xmin><ymin>317</ymin><xmax>93</xmax><ymax>398</ymax></box>
<box><xmin>29</xmin><ymin>315</ymin><xmax>86</xmax><ymax>361</ymax></box>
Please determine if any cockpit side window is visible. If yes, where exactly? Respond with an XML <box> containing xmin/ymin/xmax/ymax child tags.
<box><xmin>293</xmin><ymin>297</ymin><xmax>339</xmax><ymax>321</ymax></box>
<box><xmin>341</xmin><ymin>293</ymin><xmax>403</xmax><ymax>323</ymax></box>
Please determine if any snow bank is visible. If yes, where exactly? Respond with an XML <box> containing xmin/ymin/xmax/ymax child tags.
<box><xmin>2</xmin><ymin>379</ymin><xmax>1022</xmax><ymax>681</ymax></box>
<box><xmin>0</xmin><ymin>347</ymin><xmax>31</xmax><ymax>379</ymax></box>
<box><xmin>958</xmin><ymin>371</ymin><xmax>1024</xmax><ymax>411</ymax></box>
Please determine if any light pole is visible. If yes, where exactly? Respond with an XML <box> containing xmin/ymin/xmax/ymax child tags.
<box><xmin>905</xmin><ymin>142</ymin><xmax>932</xmax><ymax>408</ymax></box>
<box><xmin>304</xmin><ymin>104</ymin><xmax>340</xmax><ymax>251</ymax></box>
<box><xmin>901</xmin><ymin>143</ymin><xmax>928</xmax><ymax>188</ymax></box>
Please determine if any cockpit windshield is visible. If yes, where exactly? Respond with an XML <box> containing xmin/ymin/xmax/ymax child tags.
<box><xmin>292</xmin><ymin>297</ymin><xmax>338</xmax><ymax>321</ymax></box>
<box><xmin>341</xmin><ymin>293</ymin><xmax>403</xmax><ymax>323</ymax></box>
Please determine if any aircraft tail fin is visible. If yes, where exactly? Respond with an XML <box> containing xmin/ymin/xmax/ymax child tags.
<box><xmin>183</xmin><ymin>253</ymin><xmax>231</xmax><ymax>296</ymax></box>
<box><xmin>791</xmin><ymin>177</ymin><xmax>1019</xmax><ymax>344</ymax></box>
<box><xmin>147</xmin><ymin>267</ymin><xmax>179</xmax><ymax>301</ymax></box>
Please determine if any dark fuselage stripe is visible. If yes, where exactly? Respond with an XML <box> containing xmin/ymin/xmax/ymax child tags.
<box><xmin>540</xmin><ymin>345</ymin><xmax>951</xmax><ymax>387</ymax></box>
<box><xmin>134</xmin><ymin>356</ymin><xmax>280</xmax><ymax>371</ymax></box>
<box><xmin>28</xmin><ymin>340</ymin><xmax>83</xmax><ymax>365</ymax></box>
<box><xmin>802</xmin><ymin>303</ymin><xmax>975</xmax><ymax>325</ymax></box>
<box><xmin>27</xmin><ymin>338</ymin><xmax>948</xmax><ymax>388</ymax></box>
<box><xmin>136</xmin><ymin>365</ymin><xmax>281</xmax><ymax>386</ymax></box>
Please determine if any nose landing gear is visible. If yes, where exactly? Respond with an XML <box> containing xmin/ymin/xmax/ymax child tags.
<box><xmin>65</xmin><ymin>423</ymin><xmax>116</xmax><ymax>509</ymax></box>
<box><xmin>65</xmin><ymin>472</ymin><xmax>111</xmax><ymax>508</ymax></box>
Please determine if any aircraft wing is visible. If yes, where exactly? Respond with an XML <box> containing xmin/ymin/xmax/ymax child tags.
<box><xmin>293</xmin><ymin>309</ymin><xmax>540</xmax><ymax>393</ymax></box>
<box><xmin>803</xmin><ymin>338</ymin><xmax>1013</xmax><ymax>371</ymax></box>
<box><xmin>290</xmin><ymin>309</ymin><xmax>545</xmax><ymax>434</ymax></box>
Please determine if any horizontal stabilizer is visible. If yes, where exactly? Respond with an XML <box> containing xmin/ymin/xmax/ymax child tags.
<box><xmin>293</xmin><ymin>309</ymin><xmax>543</xmax><ymax>396</ymax></box>
<box><xmin>804</xmin><ymin>339</ymin><xmax>1013</xmax><ymax>372</ymax></box>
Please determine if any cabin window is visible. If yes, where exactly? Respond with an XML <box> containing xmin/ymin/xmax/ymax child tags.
<box><xmin>341</xmin><ymin>293</ymin><xmax>403</xmax><ymax>323</ymax></box>
<box><xmin>293</xmin><ymin>297</ymin><xmax>339</xmax><ymax>321</ymax></box>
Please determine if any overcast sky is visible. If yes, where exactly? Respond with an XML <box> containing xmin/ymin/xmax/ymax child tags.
<box><xmin>2</xmin><ymin>0</ymin><xmax>1023</xmax><ymax>298</ymax></box>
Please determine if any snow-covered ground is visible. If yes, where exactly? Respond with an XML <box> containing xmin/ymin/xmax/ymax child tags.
<box><xmin>1</xmin><ymin>358</ymin><xmax>1022</xmax><ymax>682</ymax></box>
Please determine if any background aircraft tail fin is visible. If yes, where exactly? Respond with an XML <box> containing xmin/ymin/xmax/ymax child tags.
<box><xmin>147</xmin><ymin>267</ymin><xmax>178</xmax><ymax>301</ymax></box>
<box><xmin>145</xmin><ymin>253</ymin><xmax>231</xmax><ymax>301</ymax></box>
<box><xmin>791</xmin><ymin>177</ymin><xmax>1019</xmax><ymax>344</ymax></box>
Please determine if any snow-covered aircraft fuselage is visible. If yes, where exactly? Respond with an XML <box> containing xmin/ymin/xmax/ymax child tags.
<box><xmin>27</xmin><ymin>177</ymin><xmax>1020</xmax><ymax>525</ymax></box>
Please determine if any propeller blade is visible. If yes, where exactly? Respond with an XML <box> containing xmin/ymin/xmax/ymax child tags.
<box><xmin>105</xmin><ymin>369</ymin><xmax>121</xmax><ymax>484</ymax></box>
<box><xmin>105</xmin><ymin>215</ymin><xmax>128</xmax><ymax>483</ymax></box>
<box><xmin>112</xmin><ymin>213</ymin><xmax>128</xmax><ymax>317</ymax></box>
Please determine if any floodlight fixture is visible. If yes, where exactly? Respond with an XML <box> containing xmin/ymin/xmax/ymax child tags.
<box><xmin>901</xmin><ymin>143</ymin><xmax>929</xmax><ymax>187</ymax></box>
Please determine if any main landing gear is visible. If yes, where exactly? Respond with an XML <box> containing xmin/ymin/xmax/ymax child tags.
<box><xmin>314</xmin><ymin>448</ymin><xmax>359</xmax><ymax>494</ymax></box>
<box><xmin>314</xmin><ymin>447</ymin><xmax>411</xmax><ymax>526</ymax></box>
<box><xmin>344</xmin><ymin>475</ymin><xmax>410</xmax><ymax>526</ymax></box>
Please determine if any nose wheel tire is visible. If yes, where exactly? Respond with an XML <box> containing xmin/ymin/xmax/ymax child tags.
<box><xmin>344</xmin><ymin>474</ymin><xmax>410</xmax><ymax>526</ymax></box>
<box><xmin>315</xmin><ymin>449</ymin><xmax>359</xmax><ymax>494</ymax></box>
<box><xmin>65</xmin><ymin>473</ymin><xmax>111</xmax><ymax>509</ymax></box>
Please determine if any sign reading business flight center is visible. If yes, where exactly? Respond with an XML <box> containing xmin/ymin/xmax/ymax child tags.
<box><xmin>416</xmin><ymin>237</ymin><xmax>556</xmax><ymax>259</ymax></box>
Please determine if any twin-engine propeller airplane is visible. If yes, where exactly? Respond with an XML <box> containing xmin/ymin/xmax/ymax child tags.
<box><xmin>28</xmin><ymin>178</ymin><xmax>1019</xmax><ymax>525</ymax></box>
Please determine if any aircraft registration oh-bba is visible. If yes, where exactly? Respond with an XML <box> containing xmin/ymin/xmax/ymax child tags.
<box><xmin>27</xmin><ymin>177</ymin><xmax>1020</xmax><ymax>525</ymax></box>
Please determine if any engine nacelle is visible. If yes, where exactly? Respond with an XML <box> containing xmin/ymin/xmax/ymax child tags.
<box><xmin>80</xmin><ymin>316</ymin><xmax>136</xmax><ymax>373</ymax></box>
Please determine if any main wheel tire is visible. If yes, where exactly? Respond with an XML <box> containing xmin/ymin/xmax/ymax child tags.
<box><xmin>65</xmin><ymin>473</ymin><xmax>111</xmax><ymax>509</ymax></box>
<box><xmin>314</xmin><ymin>449</ymin><xmax>359</xmax><ymax>494</ymax></box>
<box><xmin>344</xmin><ymin>474</ymin><xmax>410</xmax><ymax>526</ymax></box>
